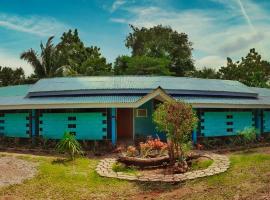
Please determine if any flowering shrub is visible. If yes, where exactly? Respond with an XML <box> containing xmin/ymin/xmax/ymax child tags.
<box><xmin>139</xmin><ymin>138</ymin><xmax>168</xmax><ymax>158</ymax></box>
<box><xmin>126</xmin><ymin>146</ymin><xmax>138</xmax><ymax>157</ymax></box>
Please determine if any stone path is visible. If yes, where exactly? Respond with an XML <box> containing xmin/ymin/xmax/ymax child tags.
<box><xmin>96</xmin><ymin>151</ymin><xmax>230</xmax><ymax>182</ymax></box>
<box><xmin>0</xmin><ymin>156</ymin><xmax>37</xmax><ymax>187</ymax></box>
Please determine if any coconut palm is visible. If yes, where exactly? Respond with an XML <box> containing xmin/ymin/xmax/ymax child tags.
<box><xmin>20</xmin><ymin>36</ymin><xmax>65</xmax><ymax>78</ymax></box>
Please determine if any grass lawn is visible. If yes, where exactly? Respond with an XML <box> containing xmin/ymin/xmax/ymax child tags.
<box><xmin>0</xmin><ymin>147</ymin><xmax>270</xmax><ymax>200</ymax></box>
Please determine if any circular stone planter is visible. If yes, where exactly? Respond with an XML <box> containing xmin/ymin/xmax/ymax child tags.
<box><xmin>0</xmin><ymin>156</ymin><xmax>37</xmax><ymax>187</ymax></box>
<box><xmin>118</xmin><ymin>155</ymin><xmax>169</xmax><ymax>168</ymax></box>
<box><xmin>96</xmin><ymin>151</ymin><xmax>230</xmax><ymax>182</ymax></box>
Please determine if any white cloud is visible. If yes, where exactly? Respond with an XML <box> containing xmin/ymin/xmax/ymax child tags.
<box><xmin>110</xmin><ymin>0</ymin><xmax>270</xmax><ymax>69</ymax></box>
<box><xmin>195</xmin><ymin>56</ymin><xmax>226</xmax><ymax>69</ymax></box>
<box><xmin>110</xmin><ymin>0</ymin><xmax>127</xmax><ymax>12</ymax></box>
<box><xmin>0</xmin><ymin>14</ymin><xmax>68</xmax><ymax>36</ymax></box>
<box><xmin>0</xmin><ymin>49</ymin><xmax>33</xmax><ymax>75</ymax></box>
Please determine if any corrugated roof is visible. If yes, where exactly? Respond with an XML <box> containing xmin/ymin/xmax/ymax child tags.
<box><xmin>0</xmin><ymin>95</ymin><xmax>142</xmax><ymax>106</ymax></box>
<box><xmin>0</xmin><ymin>85</ymin><xmax>31</xmax><ymax>97</ymax></box>
<box><xmin>175</xmin><ymin>96</ymin><xmax>270</xmax><ymax>106</ymax></box>
<box><xmin>28</xmin><ymin>76</ymin><xmax>256</xmax><ymax>96</ymax></box>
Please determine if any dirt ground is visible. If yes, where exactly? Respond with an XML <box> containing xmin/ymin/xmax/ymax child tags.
<box><xmin>0</xmin><ymin>156</ymin><xmax>37</xmax><ymax>187</ymax></box>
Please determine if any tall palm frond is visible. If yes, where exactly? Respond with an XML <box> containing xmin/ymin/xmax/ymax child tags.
<box><xmin>20</xmin><ymin>49</ymin><xmax>45</xmax><ymax>78</ymax></box>
<box><xmin>20</xmin><ymin>36</ymin><xmax>64</xmax><ymax>78</ymax></box>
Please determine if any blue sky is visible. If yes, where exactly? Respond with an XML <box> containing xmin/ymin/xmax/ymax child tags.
<box><xmin>0</xmin><ymin>0</ymin><xmax>269</xmax><ymax>75</ymax></box>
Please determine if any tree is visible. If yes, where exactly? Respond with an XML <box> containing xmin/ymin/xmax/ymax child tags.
<box><xmin>114</xmin><ymin>55</ymin><xmax>172</xmax><ymax>75</ymax></box>
<box><xmin>0</xmin><ymin>66</ymin><xmax>26</xmax><ymax>86</ymax></box>
<box><xmin>153</xmin><ymin>101</ymin><xmax>198</xmax><ymax>166</ymax></box>
<box><xmin>20</xmin><ymin>36</ymin><xmax>64</xmax><ymax>79</ymax></box>
<box><xmin>114</xmin><ymin>55</ymin><xmax>130</xmax><ymax>75</ymax></box>
<box><xmin>125</xmin><ymin>25</ymin><xmax>194</xmax><ymax>76</ymax></box>
<box><xmin>192</xmin><ymin>67</ymin><xmax>219</xmax><ymax>79</ymax></box>
<box><xmin>218</xmin><ymin>48</ymin><xmax>270</xmax><ymax>87</ymax></box>
<box><xmin>57</xmin><ymin>29</ymin><xmax>112</xmax><ymax>76</ymax></box>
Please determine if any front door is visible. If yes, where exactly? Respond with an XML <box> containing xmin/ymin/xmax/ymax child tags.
<box><xmin>117</xmin><ymin>108</ymin><xmax>133</xmax><ymax>139</ymax></box>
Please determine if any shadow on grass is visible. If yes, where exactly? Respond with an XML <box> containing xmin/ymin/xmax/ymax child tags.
<box><xmin>51</xmin><ymin>158</ymin><xmax>73</xmax><ymax>166</ymax></box>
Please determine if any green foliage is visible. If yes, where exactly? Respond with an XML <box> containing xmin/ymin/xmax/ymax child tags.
<box><xmin>21</xmin><ymin>36</ymin><xmax>65</xmax><ymax>79</ymax></box>
<box><xmin>153</xmin><ymin>101</ymin><xmax>198</xmax><ymax>164</ymax></box>
<box><xmin>57</xmin><ymin>29</ymin><xmax>112</xmax><ymax>76</ymax></box>
<box><xmin>191</xmin><ymin>159</ymin><xmax>213</xmax><ymax>171</ymax></box>
<box><xmin>218</xmin><ymin>48</ymin><xmax>270</xmax><ymax>87</ymax></box>
<box><xmin>125</xmin><ymin>25</ymin><xmax>194</xmax><ymax>76</ymax></box>
<box><xmin>237</xmin><ymin>127</ymin><xmax>257</xmax><ymax>146</ymax></box>
<box><xmin>112</xmin><ymin>162</ymin><xmax>138</xmax><ymax>175</ymax></box>
<box><xmin>191</xmin><ymin>67</ymin><xmax>219</xmax><ymax>79</ymax></box>
<box><xmin>56</xmin><ymin>132</ymin><xmax>84</xmax><ymax>160</ymax></box>
<box><xmin>0</xmin><ymin>66</ymin><xmax>26</xmax><ymax>86</ymax></box>
<box><xmin>114</xmin><ymin>55</ymin><xmax>171</xmax><ymax>75</ymax></box>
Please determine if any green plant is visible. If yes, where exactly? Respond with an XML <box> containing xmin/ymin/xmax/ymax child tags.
<box><xmin>153</xmin><ymin>101</ymin><xmax>198</xmax><ymax>164</ymax></box>
<box><xmin>112</xmin><ymin>162</ymin><xmax>138</xmax><ymax>175</ymax></box>
<box><xmin>56</xmin><ymin>132</ymin><xmax>84</xmax><ymax>160</ymax></box>
<box><xmin>237</xmin><ymin>127</ymin><xmax>257</xmax><ymax>148</ymax></box>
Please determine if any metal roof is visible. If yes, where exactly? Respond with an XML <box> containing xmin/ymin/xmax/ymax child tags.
<box><xmin>0</xmin><ymin>95</ymin><xmax>142</xmax><ymax>106</ymax></box>
<box><xmin>28</xmin><ymin>76</ymin><xmax>257</xmax><ymax>98</ymax></box>
<box><xmin>0</xmin><ymin>78</ymin><xmax>270</xmax><ymax>109</ymax></box>
<box><xmin>0</xmin><ymin>85</ymin><xmax>31</xmax><ymax>97</ymax></box>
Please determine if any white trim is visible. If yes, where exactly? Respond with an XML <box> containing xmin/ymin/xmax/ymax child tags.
<box><xmin>135</xmin><ymin>108</ymin><xmax>148</xmax><ymax>118</ymax></box>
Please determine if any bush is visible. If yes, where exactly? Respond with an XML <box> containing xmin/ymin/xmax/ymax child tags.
<box><xmin>126</xmin><ymin>146</ymin><xmax>138</xmax><ymax>157</ymax></box>
<box><xmin>153</xmin><ymin>101</ymin><xmax>198</xmax><ymax>164</ymax></box>
<box><xmin>237</xmin><ymin>127</ymin><xmax>257</xmax><ymax>147</ymax></box>
<box><xmin>56</xmin><ymin>132</ymin><xmax>84</xmax><ymax>160</ymax></box>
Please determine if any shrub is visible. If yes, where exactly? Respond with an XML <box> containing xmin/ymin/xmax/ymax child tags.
<box><xmin>237</xmin><ymin>127</ymin><xmax>257</xmax><ymax>147</ymax></box>
<box><xmin>139</xmin><ymin>138</ymin><xmax>168</xmax><ymax>158</ymax></box>
<box><xmin>126</xmin><ymin>146</ymin><xmax>138</xmax><ymax>157</ymax></box>
<box><xmin>56</xmin><ymin>132</ymin><xmax>84</xmax><ymax>160</ymax></box>
<box><xmin>139</xmin><ymin>142</ymin><xmax>152</xmax><ymax>158</ymax></box>
<box><xmin>153</xmin><ymin>101</ymin><xmax>198</xmax><ymax>164</ymax></box>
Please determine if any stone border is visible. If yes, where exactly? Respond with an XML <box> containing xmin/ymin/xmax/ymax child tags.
<box><xmin>96</xmin><ymin>151</ymin><xmax>230</xmax><ymax>182</ymax></box>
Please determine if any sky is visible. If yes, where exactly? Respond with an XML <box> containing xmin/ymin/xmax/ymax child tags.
<box><xmin>0</xmin><ymin>0</ymin><xmax>270</xmax><ymax>75</ymax></box>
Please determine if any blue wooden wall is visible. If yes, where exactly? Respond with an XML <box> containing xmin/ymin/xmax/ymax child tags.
<box><xmin>134</xmin><ymin>100</ymin><xmax>166</xmax><ymax>139</ymax></box>
<box><xmin>39</xmin><ymin>112</ymin><xmax>107</xmax><ymax>140</ymax></box>
<box><xmin>0</xmin><ymin>112</ymin><xmax>30</xmax><ymax>138</ymax></box>
<box><xmin>200</xmin><ymin>111</ymin><xmax>254</xmax><ymax>137</ymax></box>
<box><xmin>263</xmin><ymin>111</ymin><xmax>270</xmax><ymax>133</ymax></box>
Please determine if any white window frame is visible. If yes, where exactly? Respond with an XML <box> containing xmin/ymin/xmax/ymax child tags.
<box><xmin>136</xmin><ymin>109</ymin><xmax>148</xmax><ymax>118</ymax></box>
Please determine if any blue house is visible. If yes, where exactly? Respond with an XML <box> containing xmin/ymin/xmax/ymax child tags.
<box><xmin>0</xmin><ymin>76</ymin><xmax>269</xmax><ymax>145</ymax></box>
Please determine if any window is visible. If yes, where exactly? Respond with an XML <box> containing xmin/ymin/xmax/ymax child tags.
<box><xmin>227</xmin><ymin>128</ymin><xmax>233</xmax><ymax>132</ymax></box>
<box><xmin>68</xmin><ymin>124</ymin><xmax>76</xmax><ymax>128</ymax></box>
<box><xmin>68</xmin><ymin>116</ymin><xmax>76</xmax><ymax>121</ymax></box>
<box><xmin>227</xmin><ymin>122</ymin><xmax>233</xmax><ymax>125</ymax></box>
<box><xmin>136</xmin><ymin>109</ymin><xmax>147</xmax><ymax>117</ymax></box>
<box><xmin>227</xmin><ymin>115</ymin><xmax>233</xmax><ymax>119</ymax></box>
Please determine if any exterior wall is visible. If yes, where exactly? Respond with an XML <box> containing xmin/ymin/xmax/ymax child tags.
<box><xmin>0</xmin><ymin>111</ymin><xmax>30</xmax><ymax>138</ymax></box>
<box><xmin>134</xmin><ymin>100</ymin><xmax>166</xmax><ymax>140</ymax></box>
<box><xmin>198</xmin><ymin>109</ymin><xmax>255</xmax><ymax>137</ymax></box>
<box><xmin>38</xmin><ymin>109</ymin><xmax>107</xmax><ymax>140</ymax></box>
<box><xmin>263</xmin><ymin>110</ymin><xmax>270</xmax><ymax>133</ymax></box>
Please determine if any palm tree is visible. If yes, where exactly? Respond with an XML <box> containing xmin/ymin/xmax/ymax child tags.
<box><xmin>20</xmin><ymin>36</ymin><xmax>65</xmax><ymax>79</ymax></box>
